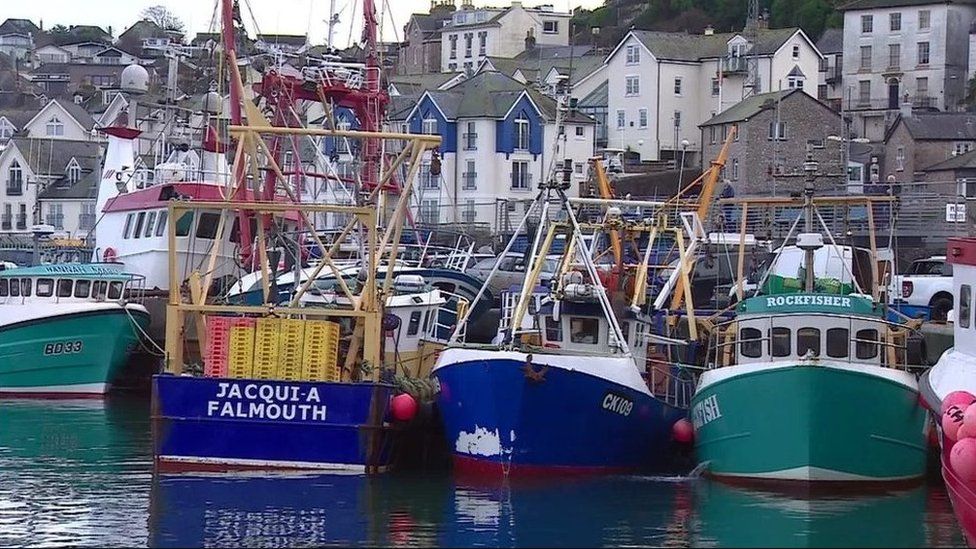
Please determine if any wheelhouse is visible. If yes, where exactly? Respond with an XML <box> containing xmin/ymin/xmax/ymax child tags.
<box><xmin>0</xmin><ymin>264</ymin><xmax>144</xmax><ymax>305</ymax></box>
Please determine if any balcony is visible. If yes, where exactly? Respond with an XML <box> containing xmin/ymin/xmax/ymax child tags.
<box><xmin>46</xmin><ymin>215</ymin><xmax>64</xmax><ymax>230</ymax></box>
<box><xmin>463</xmin><ymin>133</ymin><xmax>477</xmax><ymax>150</ymax></box>
<box><xmin>824</xmin><ymin>65</ymin><xmax>843</xmax><ymax>84</ymax></box>
<box><xmin>6</xmin><ymin>182</ymin><xmax>22</xmax><ymax>196</ymax></box>
<box><xmin>16</xmin><ymin>214</ymin><xmax>26</xmax><ymax>230</ymax></box>
<box><xmin>462</xmin><ymin>172</ymin><xmax>477</xmax><ymax>190</ymax></box>
<box><xmin>913</xmin><ymin>95</ymin><xmax>935</xmax><ymax>109</ymax></box>
<box><xmin>722</xmin><ymin>56</ymin><xmax>748</xmax><ymax>74</ymax></box>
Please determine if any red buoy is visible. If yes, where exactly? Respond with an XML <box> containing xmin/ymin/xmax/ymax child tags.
<box><xmin>672</xmin><ymin>419</ymin><xmax>694</xmax><ymax>443</ymax></box>
<box><xmin>391</xmin><ymin>393</ymin><xmax>418</xmax><ymax>422</ymax></box>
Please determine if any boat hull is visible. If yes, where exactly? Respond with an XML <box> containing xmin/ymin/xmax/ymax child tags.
<box><xmin>693</xmin><ymin>363</ymin><xmax>928</xmax><ymax>483</ymax></box>
<box><xmin>432</xmin><ymin>348</ymin><xmax>687</xmax><ymax>476</ymax></box>
<box><xmin>0</xmin><ymin>307</ymin><xmax>149</xmax><ymax>396</ymax></box>
<box><xmin>152</xmin><ymin>375</ymin><xmax>395</xmax><ymax>473</ymax></box>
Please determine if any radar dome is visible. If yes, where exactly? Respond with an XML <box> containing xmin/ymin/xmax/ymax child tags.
<box><xmin>202</xmin><ymin>91</ymin><xmax>222</xmax><ymax>115</ymax></box>
<box><xmin>120</xmin><ymin>64</ymin><xmax>149</xmax><ymax>95</ymax></box>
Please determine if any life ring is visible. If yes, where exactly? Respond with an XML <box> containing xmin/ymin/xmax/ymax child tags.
<box><xmin>103</xmin><ymin>247</ymin><xmax>118</xmax><ymax>262</ymax></box>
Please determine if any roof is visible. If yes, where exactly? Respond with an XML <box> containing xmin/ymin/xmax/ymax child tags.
<box><xmin>513</xmin><ymin>45</ymin><xmax>595</xmax><ymax>61</ymax></box>
<box><xmin>389</xmin><ymin>72</ymin><xmax>465</xmax><ymax>94</ymax></box>
<box><xmin>891</xmin><ymin>112</ymin><xmax>976</xmax><ymax>141</ymax></box>
<box><xmin>256</xmin><ymin>34</ymin><xmax>308</xmax><ymax>46</ymax></box>
<box><xmin>58</xmin><ymin>101</ymin><xmax>97</xmax><ymax>131</ymax></box>
<box><xmin>37</xmin><ymin>169</ymin><xmax>99</xmax><ymax>200</ymax></box>
<box><xmin>816</xmin><ymin>28</ymin><xmax>843</xmax><ymax>55</ymax></box>
<box><xmin>578</xmin><ymin>80</ymin><xmax>608</xmax><ymax>108</ymax></box>
<box><xmin>0</xmin><ymin>18</ymin><xmax>39</xmax><ymax>37</ymax></box>
<box><xmin>0</xmin><ymin>107</ymin><xmax>40</xmax><ymax>130</ymax></box>
<box><xmin>839</xmin><ymin>0</ymin><xmax>976</xmax><ymax>10</ymax></box>
<box><xmin>700</xmin><ymin>89</ymin><xmax>819</xmax><ymax>126</ymax></box>
<box><xmin>439</xmin><ymin>9</ymin><xmax>508</xmax><ymax>32</ymax></box>
<box><xmin>7</xmin><ymin>138</ymin><xmax>101</xmax><ymax>177</ymax></box>
<box><xmin>923</xmin><ymin>149</ymin><xmax>976</xmax><ymax>172</ymax></box>
<box><xmin>626</xmin><ymin>27</ymin><xmax>802</xmax><ymax>62</ymax></box>
<box><xmin>408</xmin><ymin>12</ymin><xmax>454</xmax><ymax>35</ymax></box>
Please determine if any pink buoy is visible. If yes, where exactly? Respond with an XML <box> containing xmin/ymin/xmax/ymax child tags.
<box><xmin>951</xmin><ymin>438</ymin><xmax>976</xmax><ymax>481</ymax></box>
<box><xmin>944</xmin><ymin>404</ymin><xmax>968</xmax><ymax>441</ymax></box>
<box><xmin>391</xmin><ymin>393</ymin><xmax>418</xmax><ymax>422</ymax></box>
<box><xmin>959</xmin><ymin>422</ymin><xmax>976</xmax><ymax>441</ymax></box>
<box><xmin>943</xmin><ymin>391</ymin><xmax>976</xmax><ymax>415</ymax></box>
<box><xmin>672</xmin><ymin>419</ymin><xmax>694</xmax><ymax>443</ymax></box>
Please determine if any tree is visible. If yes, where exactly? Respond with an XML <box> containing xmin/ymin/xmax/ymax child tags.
<box><xmin>49</xmin><ymin>24</ymin><xmax>70</xmax><ymax>36</ymax></box>
<box><xmin>141</xmin><ymin>5</ymin><xmax>185</xmax><ymax>33</ymax></box>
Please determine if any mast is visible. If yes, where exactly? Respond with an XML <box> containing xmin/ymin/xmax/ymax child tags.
<box><xmin>222</xmin><ymin>0</ymin><xmax>255</xmax><ymax>266</ymax></box>
<box><xmin>802</xmin><ymin>151</ymin><xmax>818</xmax><ymax>292</ymax></box>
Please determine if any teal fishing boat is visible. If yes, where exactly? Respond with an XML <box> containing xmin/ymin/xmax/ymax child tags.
<box><xmin>0</xmin><ymin>264</ymin><xmax>150</xmax><ymax>396</ymax></box>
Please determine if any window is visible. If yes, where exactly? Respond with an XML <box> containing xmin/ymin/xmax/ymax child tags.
<box><xmin>826</xmin><ymin>327</ymin><xmax>850</xmax><ymax>358</ymax></box>
<box><xmin>108</xmin><ymin>281</ymin><xmax>123</xmax><ymax>300</ymax></box>
<box><xmin>575</xmin><ymin>126</ymin><xmax>584</xmax><ymax>137</ymax></box>
<box><xmin>20</xmin><ymin>278</ymin><xmax>30</xmax><ymax>297</ymax></box>
<box><xmin>797</xmin><ymin>327</ymin><xmax>821</xmax><ymax>357</ymax></box>
<box><xmin>422</xmin><ymin>116</ymin><xmax>437</xmax><ymax>135</ymax></box>
<box><xmin>546</xmin><ymin>318</ymin><xmax>563</xmax><ymax>342</ymax></box>
<box><xmin>574</xmin><ymin>162</ymin><xmax>583</xmax><ymax>174</ymax></box>
<box><xmin>673</xmin><ymin>111</ymin><xmax>681</xmax><ymax>129</ymax></box>
<box><xmin>9</xmin><ymin>278</ymin><xmax>18</xmax><ymax>297</ymax></box>
<box><xmin>638</xmin><ymin>108</ymin><xmax>648</xmax><ymax>128</ymax></box>
<box><xmin>195</xmin><ymin>213</ymin><xmax>220</xmax><ymax>239</ymax></box>
<box><xmin>462</xmin><ymin>199</ymin><xmax>476</xmax><ymax>223</ymax></box>
<box><xmin>0</xmin><ymin>279</ymin><xmax>6</xmax><ymax>296</ymax></box>
<box><xmin>511</xmin><ymin>160</ymin><xmax>530</xmax><ymax>190</ymax></box>
<box><xmin>768</xmin><ymin>121</ymin><xmax>787</xmax><ymax>140</ymax></box>
<box><xmin>788</xmin><ymin>76</ymin><xmax>804</xmax><ymax>90</ymax></box>
<box><xmin>626</xmin><ymin>44</ymin><xmax>640</xmax><ymax>64</ymax></box>
<box><xmin>917</xmin><ymin>77</ymin><xmax>929</xmax><ymax>97</ymax></box>
<box><xmin>709</xmin><ymin>126</ymin><xmax>716</xmax><ymax>144</ymax></box>
<box><xmin>407</xmin><ymin>311</ymin><xmax>421</xmax><ymax>336</ymax></box>
<box><xmin>57</xmin><ymin>279</ymin><xmax>72</xmax><ymax>297</ymax></box>
<box><xmin>859</xmin><ymin>46</ymin><xmax>872</xmax><ymax>70</ymax></box>
<box><xmin>7</xmin><ymin>160</ymin><xmax>22</xmax><ymax>195</ymax></box>
<box><xmin>896</xmin><ymin>146</ymin><xmax>905</xmax><ymax>171</ymax></box>
<box><xmin>917</xmin><ymin>42</ymin><xmax>929</xmax><ymax>65</ymax></box>
<box><xmin>962</xmin><ymin>284</ymin><xmax>972</xmax><ymax>329</ymax></box>
<box><xmin>858</xmin><ymin>80</ymin><xmax>871</xmax><ymax>104</ymax></box>
<box><xmin>792</xmin><ymin>45</ymin><xmax>800</xmax><ymax>59</ymax></box>
<box><xmin>133</xmin><ymin>212</ymin><xmax>146</xmax><ymax>239</ymax></box>
<box><xmin>956</xmin><ymin>142</ymin><xmax>975</xmax><ymax>156</ymax></box>
<box><xmin>66</xmin><ymin>160</ymin><xmax>81</xmax><ymax>183</ymax></box>
<box><xmin>889</xmin><ymin>44</ymin><xmax>900</xmax><ymax>69</ymax></box>
<box><xmin>46</xmin><ymin>116</ymin><xmax>64</xmax><ymax>137</ymax></box>
<box><xmin>463</xmin><ymin>33</ymin><xmax>472</xmax><ymax>57</ymax></box>
<box><xmin>478</xmin><ymin>31</ymin><xmax>486</xmax><ymax>56</ymax></box>
<box><xmin>463</xmin><ymin>160</ymin><xmax>477</xmax><ymax>190</ymax></box>
<box><xmin>514</xmin><ymin>114</ymin><xmax>530</xmax><ymax>150</ymax></box>
<box><xmin>890</xmin><ymin>12</ymin><xmax>901</xmax><ymax>31</ymax></box>
<box><xmin>673</xmin><ymin>77</ymin><xmax>683</xmax><ymax>95</ymax></box>
<box><xmin>740</xmin><ymin>327</ymin><xmax>762</xmax><ymax>358</ymax></box>
<box><xmin>616</xmin><ymin>110</ymin><xmax>625</xmax><ymax>129</ymax></box>
<box><xmin>958</xmin><ymin>178</ymin><xmax>976</xmax><ymax>198</ymax></box>
<box><xmin>919</xmin><ymin>10</ymin><xmax>930</xmax><ymax>29</ymax></box>
<box><xmin>856</xmin><ymin>328</ymin><xmax>879</xmax><ymax>359</ymax></box>
<box><xmin>36</xmin><ymin>278</ymin><xmax>53</xmax><ymax>297</ymax></box>
<box><xmin>156</xmin><ymin>211</ymin><xmax>168</xmax><ymax>237</ymax></box>
<box><xmin>861</xmin><ymin>14</ymin><xmax>873</xmax><ymax>33</ymax></box>
<box><xmin>464</xmin><ymin>121</ymin><xmax>476</xmax><ymax>150</ymax></box>
<box><xmin>0</xmin><ymin>118</ymin><xmax>12</xmax><ymax>140</ymax></box>
<box><xmin>74</xmin><ymin>279</ymin><xmax>91</xmax><ymax>298</ymax></box>
<box><xmin>122</xmin><ymin>213</ymin><xmax>134</xmax><ymax>238</ymax></box>
<box><xmin>420</xmin><ymin>199</ymin><xmax>439</xmax><ymax>224</ymax></box>
<box><xmin>449</xmin><ymin>35</ymin><xmax>457</xmax><ymax>59</ymax></box>
<box><xmin>543</xmin><ymin>20</ymin><xmax>558</xmax><ymax>34</ymax></box>
<box><xmin>770</xmin><ymin>327</ymin><xmax>791</xmax><ymax>357</ymax></box>
<box><xmin>174</xmin><ymin>211</ymin><xmax>194</xmax><ymax>236</ymax></box>
<box><xmin>570</xmin><ymin>317</ymin><xmax>600</xmax><ymax>344</ymax></box>
<box><xmin>625</xmin><ymin>75</ymin><xmax>640</xmax><ymax>96</ymax></box>
<box><xmin>711</xmin><ymin>78</ymin><xmax>720</xmax><ymax>96</ymax></box>
<box><xmin>731</xmin><ymin>159</ymin><xmax>739</xmax><ymax>180</ymax></box>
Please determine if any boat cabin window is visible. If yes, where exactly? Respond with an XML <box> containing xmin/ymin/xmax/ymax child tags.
<box><xmin>144</xmin><ymin>211</ymin><xmax>157</xmax><ymax>238</ymax></box>
<box><xmin>108</xmin><ymin>281</ymin><xmax>124</xmax><ymax>300</ymax></box>
<box><xmin>740</xmin><ymin>327</ymin><xmax>762</xmax><ymax>358</ymax></box>
<box><xmin>175</xmin><ymin>212</ymin><xmax>194</xmax><ymax>237</ymax></box>
<box><xmin>423</xmin><ymin>310</ymin><xmax>433</xmax><ymax>333</ymax></box>
<box><xmin>57</xmin><ymin>279</ymin><xmax>73</xmax><ymax>297</ymax></box>
<box><xmin>0</xmin><ymin>279</ymin><xmax>6</xmax><ymax>296</ymax></box>
<box><xmin>770</xmin><ymin>327</ymin><xmax>790</xmax><ymax>357</ymax></box>
<box><xmin>74</xmin><ymin>279</ymin><xmax>91</xmax><ymax>298</ymax></box>
<box><xmin>545</xmin><ymin>317</ymin><xmax>563</xmax><ymax>342</ymax></box>
<box><xmin>433</xmin><ymin>282</ymin><xmax>456</xmax><ymax>294</ymax></box>
<box><xmin>9</xmin><ymin>279</ymin><xmax>19</xmax><ymax>297</ymax></box>
<box><xmin>123</xmin><ymin>213</ymin><xmax>135</xmax><ymax>238</ymax></box>
<box><xmin>36</xmin><ymin>278</ymin><xmax>54</xmax><ymax>297</ymax></box>
<box><xmin>797</xmin><ymin>328</ymin><xmax>821</xmax><ymax>357</ymax></box>
<box><xmin>856</xmin><ymin>329</ymin><xmax>879</xmax><ymax>359</ymax></box>
<box><xmin>155</xmin><ymin>210</ymin><xmax>168</xmax><ymax>237</ymax></box>
<box><xmin>407</xmin><ymin>311</ymin><xmax>422</xmax><ymax>336</ymax></box>
<box><xmin>195</xmin><ymin>213</ymin><xmax>221</xmax><ymax>239</ymax></box>
<box><xmin>92</xmin><ymin>281</ymin><xmax>108</xmax><ymax>300</ymax></box>
<box><xmin>21</xmin><ymin>279</ymin><xmax>30</xmax><ymax>296</ymax></box>
<box><xmin>133</xmin><ymin>212</ymin><xmax>146</xmax><ymax>239</ymax></box>
<box><xmin>826</xmin><ymin>328</ymin><xmax>849</xmax><ymax>358</ymax></box>
<box><xmin>962</xmin><ymin>284</ymin><xmax>972</xmax><ymax>329</ymax></box>
<box><xmin>570</xmin><ymin>317</ymin><xmax>600</xmax><ymax>344</ymax></box>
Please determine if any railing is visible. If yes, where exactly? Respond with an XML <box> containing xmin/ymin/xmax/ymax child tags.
<box><xmin>645</xmin><ymin>358</ymin><xmax>696</xmax><ymax>409</ymax></box>
<box><xmin>824</xmin><ymin>65</ymin><xmax>843</xmax><ymax>83</ymax></box>
<box><xmin>723</xmin><ymin>56</ymin><xmax>748</xmax><ymax>73</ymax></box>
<box><xmin>15</xmin><ymin>214</ymin><xmax>26</xmax><ymax>230</ymax></box>
<box><xmin>462</xmin><ymin>172</ymin><xmax>477</xmax><ymax>190</ymax></box>
<box><xmin>463</xmin><ymin>133</ymin><xmax>477</xmax><ymax>150</ymax></box>
<box><xmin>844</xmin><ymin>96</ymin><xmax>900</xmax><ymax>110</ymax></box>
<box><xmin>45</xmin><ymin>215</ymin><xmax>64</xmax><ymax>230</ymax></box>
<box><xmin>913</xmin><ymin>95</ymin><xmax>935</xmax><ymax>108</ymax></box>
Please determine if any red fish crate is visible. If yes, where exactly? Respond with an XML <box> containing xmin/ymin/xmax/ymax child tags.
<box><xmin>204</xmin><ymin>316</ymin><xmax>233</xmax><ymax>378</ymax></box>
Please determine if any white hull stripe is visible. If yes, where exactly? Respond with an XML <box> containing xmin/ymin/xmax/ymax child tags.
<box><xmin>0</xmin><ymin>382</ymin><xmax>108</xmax><ymax>394</ymax></box>
<box><xmin>716</xmin><ymin>466</ymin><xmax>922</xmax><ymax>482</ymax></box>
<box><xmin>156</xmin><ymin>455</ymin><xmax>388</xmax><ymax>474</ymax></box>
<box><xmin>698</xmin><ymin>360</ymin><xmax>919</xmax><ymax>392</ymax></box>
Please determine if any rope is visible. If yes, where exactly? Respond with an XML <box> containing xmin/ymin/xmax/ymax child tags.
<box><xmin>123</xmin><ymin>303</ymin><xmax>166</xmax><ymax>357</ymax></box>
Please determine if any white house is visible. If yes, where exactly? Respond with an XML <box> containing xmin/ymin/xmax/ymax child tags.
<box><xmin>395</xmin><ymin>70</ymin><xmax>595</xmax><ymax>231</ymax></box>
<box><xmin>33</xmin><ymin>44</ymin><xmax>71</xmax><ymax>65</ymax></box>
<box><xmin>21</xmin><ymin>99</ymin><xmax>97</xmax><ymax>141</ymax></box>
<box><xmin>839</xmin><ymin>0</ymin><xmax>976</xmax><ymax>141</ymax></box>
<box><xmin>0</xmin><ymin>19</ymin><xmax>38</xmax><ymax>61</ymax></box>
<box><xmin>605</xmin><ymin>26</ymin><xmax>822</xmax><ymax>164</ymax></box>
<box><xmin>440</xmin><ymin>1</ymin><xmax>571</xmax><ymax>73</ymax></box>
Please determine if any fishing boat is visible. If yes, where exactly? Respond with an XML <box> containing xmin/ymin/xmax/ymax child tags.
<box><xmin>692</xmin><ymin>163</ymin><xmax>929</xmax><ymax>484</ymax></box>
<box><xmin>919</xmin><ymin>237</ymin><xmax>976</xmax><ymax>546</ymax></box>
<box><xmin>0</xmin><ymin>263</ymin><xmax>149</xmax><ymax>396</ymax></box>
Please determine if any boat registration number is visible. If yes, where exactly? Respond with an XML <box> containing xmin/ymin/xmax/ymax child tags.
<box><xmin>43</xmin><ymin>341</ymin><xmax>83</xmax><ymax>355</ymax></box>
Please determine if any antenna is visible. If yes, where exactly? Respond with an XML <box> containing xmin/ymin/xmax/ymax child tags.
<box><xmin>742</xmin><ymin>0</ymin><xmax>760</xmax><ymax>99</ymax></box>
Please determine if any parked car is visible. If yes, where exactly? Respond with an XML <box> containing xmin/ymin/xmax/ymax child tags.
<box><xmin>467</xmin><ymin>252</ymin><xmax>560</xmax><ymax>297</ymax></box>
<box><xmin>892</xmin><ymin>255</ymin><xmax>954</xmax><ymax>321</ymax></box>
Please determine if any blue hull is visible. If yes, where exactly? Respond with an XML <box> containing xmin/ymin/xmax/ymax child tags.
<box><xmin>152</xmin><ymin>375</ymin><xmax>394</xmax><ymax>472</ymax></box>
<box><xmin>433</xmin><ymin>356</ymin><xmax>686</xmax><ymax>475</ymax></box>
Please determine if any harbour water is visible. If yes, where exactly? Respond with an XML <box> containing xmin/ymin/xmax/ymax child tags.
<box><xmin>0</xmin><ymin>395</ymin><xmax>966</xmax><ymax>548</ymax></box>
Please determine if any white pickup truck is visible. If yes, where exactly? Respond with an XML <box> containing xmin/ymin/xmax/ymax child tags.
<box><xmin>891</xmin><ymin>255</ymin><xmax>954</xmax><ymax>321</ymax></box>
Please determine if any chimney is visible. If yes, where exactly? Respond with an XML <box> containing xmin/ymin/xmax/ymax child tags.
<box><xmin>39</xmin><ymin>19</ymin><xmax>43</xmax><ymax>31</ymax></box>
<box><xmin>108</xmin><ymin>25</ymin><xmax>113</xmax><ymax>38</ymax></box>
<box><xmin>900</xmin><ymin>93</ymin><xmax>913</xmax><ymax>118</ymax></box>
<box><xmin>704</xmin><ymin>25</ymin><xmax>714</xmax><ymax>35</ymax></box>
<box><xmin>525</xmin><ymin>28</ymin><xmax>536</xmax><ymax>50</ymax></box>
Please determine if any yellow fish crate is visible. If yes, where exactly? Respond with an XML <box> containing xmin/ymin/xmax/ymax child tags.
<box><xmin>253</xmin><ymin>317</ymin><xmax>281</xmax><ymax>380</ymax></box>
<box><xmin>277</xmin><ymin>318</ymin><xmax>306</xmax><ymax>381</ymax></box>
<box><xmin>301</xmin><ymin>320</ymin><xmax>341</xmax><ymax>382</ymax></box>
<box><xmin>227</xmin><ymin>318</ymin><xmax>256</xmax><ymax>379</ymax></box>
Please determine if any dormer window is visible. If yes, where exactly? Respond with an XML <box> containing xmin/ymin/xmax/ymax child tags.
<box><xmin>422</xmin><ymin>116</ymin><xmax>438</xmax><ymax>135</ymax></box>
<box><xmin>515</xmin><ymin>114</ymin><xmax>530</xmax><ymax>151</ymax></box>
<box><xmin>66</xmin><ymin>158</ymin><xmax>81</xmax><ymax>184</ymax></box>
<box><xmin>0</xmin><ymin>118</ymin><xmax>12</xmax><ymax>140</ymax></box>
<box><xmin>46</xmin><ymin>116</ymin><xmax>64</xmax><ymax>137</ymax></box>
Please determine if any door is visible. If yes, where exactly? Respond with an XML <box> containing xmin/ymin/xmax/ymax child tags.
<box><xmin>888</xmin><ymin>79</ymin><xmax>900</xmax><ymax>110</ymax></box>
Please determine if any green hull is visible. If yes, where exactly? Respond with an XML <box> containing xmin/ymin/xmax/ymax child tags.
<box><xmin>0</xmin><ymin>308</ymin><xmax>149</xmax><ymax>395</ymax></box>
<box><xmin>692</xmin><ymin>363</ymin><xmax>929</xmax><ymax>482</ymax></box>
